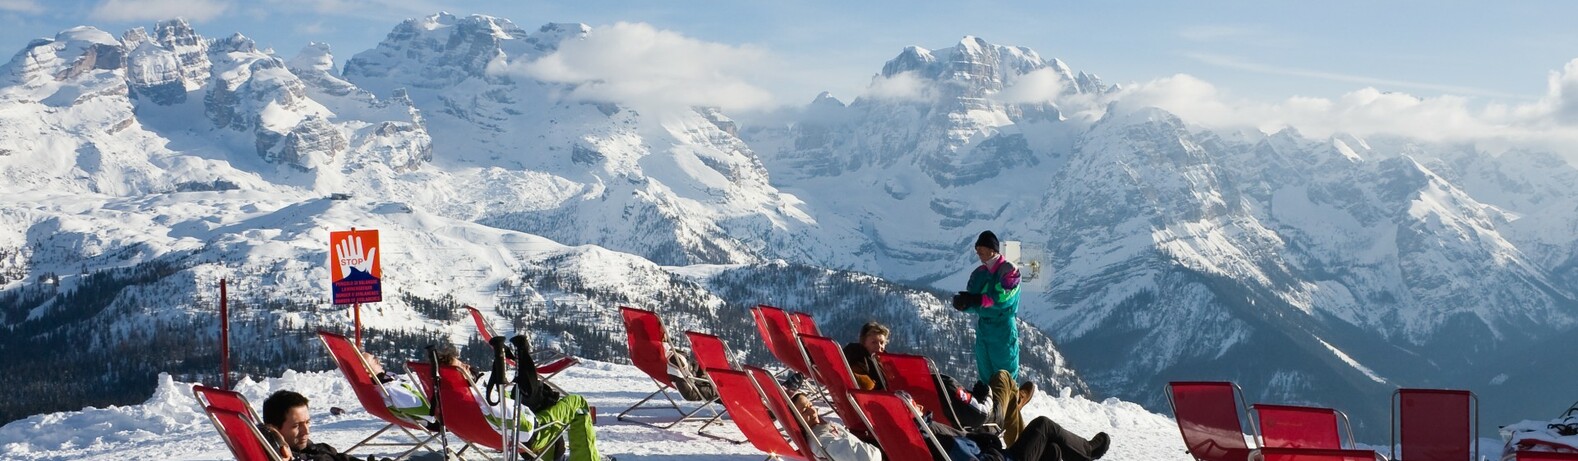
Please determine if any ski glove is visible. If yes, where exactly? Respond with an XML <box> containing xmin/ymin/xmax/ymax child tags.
<box><xmin>953</xmin><ymin>291</ymin><xmax>983</xmax><ymax>310</ymax></box>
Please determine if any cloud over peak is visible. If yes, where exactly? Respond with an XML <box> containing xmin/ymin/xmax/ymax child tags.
<box><xmin>503</xmin><ymin>22</ymin><xmax>776</xmax><ymax>113</ymax></box>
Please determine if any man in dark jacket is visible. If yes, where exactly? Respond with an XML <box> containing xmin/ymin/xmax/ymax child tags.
<box><xmin>262</xmin><ymin>390</ymin><xmax>391</xmax><ymax>461</ymax></box>
<box><xmin>843</xmin><ymin>321</ymin><xmax>890</xmax><ymax>390</ymax></box>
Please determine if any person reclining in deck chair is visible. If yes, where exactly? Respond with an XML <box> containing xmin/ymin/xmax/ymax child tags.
<box><xmin>794</xmin><ymin>389</ymin><xmax>1111</xmax><ymax>461</ymax></box>
<box><xmin>843</xmin><ymin>321</ymin><xmax>1033</xmax><ymax>436</ymax></box>
<box><xmin>913</xmin><ymin>389</ymin><xmax>1112</xmax><ymax>461</ymax></box>
<box><xmin>361</xmin><ymin>352</ymin><xmax>430</xmax><ymax>422</ymax></box>
<box><xmin>258</xmin><ymin>423</ymin><xmax>294</xmax><ymax>460</ymax></box>
<box><xmin>791</xmin><ymin>392</ymin><xmax>884</xmax><ymax>461</ymax></box>
<box><xmin>262</xmin><ymin>390</ymin><xmax>392</xmax><ymax>461</ymax></box>
<box><xmin>436</xmin><ymin>346</ymin><xmax>610</xmax><ymax>461</ymax></box>
<box><xmin>843</xmin><ymin>321</ymin><xmax>889</xmax><ymax>391</ymax></box>
<box><xmin>660</xmin><ymin>330</ymin><xmax>718</xmax><ymax>401</ymax></box>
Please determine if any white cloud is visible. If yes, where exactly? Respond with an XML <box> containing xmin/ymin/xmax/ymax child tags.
<box><xmin>863</xmin><ymin>71</ymin><xmax>933</xmax><ymax>102</ymax></box>
<box><xmin>0</xmin><ymin>0</ymin><xmax>42</xmax><ymax>13</ymax></box>
<box><xmin>1186</xmin><ymin>52</ymin><xmax>1529</xmax><ymax>100</ymax></box>
<box><xmin>89</xmin><ymin>0</ymin><xmax>229</xmax><ymax>23</ymax></box>
<box><xmin>504</xmin><ymin>22</ymin><xmax>777</xmax><ymax>113</ymax></box>
<box><xmin>994</xmin><ymin>68</ymin><xmax>1066</xmax><ymax>104</ymax></box>
<box><xmin>1080</xmin><ymin>59</ymin><xmax>1578</xmax><ymax>162</ymax></box>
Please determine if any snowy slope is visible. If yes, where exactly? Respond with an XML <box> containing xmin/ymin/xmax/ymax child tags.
<box><xmin>746</xmin><ymin>36</ymin><xmax>1578</xmax><ymax>437</ymax></box>
<box><xmin>0</xmin><ymin>363</ymin><xmax>1190</xmax><ymax>461</ymax></box>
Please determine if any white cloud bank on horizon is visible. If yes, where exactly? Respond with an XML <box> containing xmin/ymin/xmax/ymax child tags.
<box><xmin>502</xmin><ymin>22</ymin><xmax>777</xmax><ymax>114</ymax></box>
<box><xmin>945</xmin><ymin>56</ymin><xmax>1578</xmax><ymax>160</ymax></box>
<box><xmin>89</xmin><ymin>0</ymin><xmax>230</xmax><ymax>23</ymax></box>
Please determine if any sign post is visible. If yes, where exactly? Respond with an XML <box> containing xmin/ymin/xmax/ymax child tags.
<box><xmin>220</xmin><ymin>278</ymin><xmax>229</xmax><ymax>390</ymax></box>
<box><xmin>330</xmin><ymin>228</ymin><xmax>381</xmax><ymax>348</ymax></box>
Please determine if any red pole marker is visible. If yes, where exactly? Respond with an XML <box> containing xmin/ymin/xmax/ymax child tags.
<box><xmin>220</xmin><ymin>278</ymin><xmax>229</xmax><ymax>390</ymax></box>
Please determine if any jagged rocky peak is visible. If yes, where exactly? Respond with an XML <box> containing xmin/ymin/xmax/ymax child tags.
<box><xmin>344</xmin><ymin>12</ymin><xmax>531</xmax><ymax>87</ymax></box>
<box><xmin>527</xmin><ymin>22</ymin><xmax>590</xmax><ymax>52</ymax></box>
<box><xmin>876</xmin><ymin>35</ymin><xmax>1112</xmax><ymax>99</ymax></box>
<box><xmin>288</xmin><ymin>42</ymin><xmax>335</xmax><ymax>73</ymax></box>
<box><xmin>810</xmin><ymin>91</ymin><xmax>845</xmax><ymax>108</ymax></box>
<box><xmin>121</xmin><ymin>27</ymin><xmax>148</xmax><ymax>46</ymax></box>
<box><xmin>210</xmin><ymin>33</ymin><xmax>257</xmax><ymax>54</ymax></box>
<box><xmin>143</xmin><ymin>18</ymin><xmax>210</xmax><ymax>90</ymax></box>
<box><xmin>880</xmin><ymin>45</ymin><xmax>936</xmax><ymax>77</ymax></box>
<box><xmin>1</xmin><ymin>26</ymin><xmax>126</xmax><ymax>85</ymax></box>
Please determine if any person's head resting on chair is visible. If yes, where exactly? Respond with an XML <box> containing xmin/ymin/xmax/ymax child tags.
<box><xmin>858</xmin><ymin>321</ymin><xmax>890</xmax><ymax>355</ymax></box>
<box><xmin>791</xmin><ymin>392</ymin><xmax>825</xmax><ymax>427</ymax></box>
<box><xmin>257</xmin><ymin>423</ymin><xmax>294</xmax><ymax>460</ymax></box>
<box><xmin>262</xmin><ymin>390</ymin><xmax>312</xmax><ymax>451</ymax></box>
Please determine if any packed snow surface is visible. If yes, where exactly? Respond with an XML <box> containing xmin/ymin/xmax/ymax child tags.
<box><xmin>0</xmin><ymin>361</ymin><xmax>1192</xmax><ymax>460</ymax></box>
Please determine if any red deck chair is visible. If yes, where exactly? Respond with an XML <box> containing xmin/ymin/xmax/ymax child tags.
<box><xmin>874</xmin><ymin>352</ymin><xmax>967</xmax><ymax>429</ymax></box>
<box><xmin>1252</xmin><ymin>404</ymin><xmax>1353</xmax><ymax>449</ymax></box>
<box><xmin>687</xmin><ymin>331</ymin><xmax>737</xmax><ymax>372</ymax></box>
<box><xmin>849</xmin><ymin>389</ymin><xmax>951</xmax><ymax>461</ymax></box>
<box><xmin>193</xmin><ymin>385</ymin><xmax>260</xmax><ymax>424</ymax></box>
<box><xmin>203</xmin><ymin>406</ymin><xmax>285</xmax><ymax>461</ymax></box>
<box><xmin>616</xmin><ymin>306</ymin><xmax>720</xmax><ymax>429</ymax></box>
<box><xmin>684</xmin><ymin>331</ymin><xmax>742</xmax><ymax>440</ymax></box>
<box><xmin>789</xmin><ymin>311</ymin><xmax>822</xmax><ymax>337</ymax></box>
<box><xmin>746</xmin><ymin>365</ymin><xmax>825</xmax><ymax>461</ymax></box>
<box><xmin>797</xmin><ymin>333</ymin><xmax>870</xmax><ymax>438</ymax></box>
<box><xmin>1167</xmin><ymin>381</ymin><xmax>1259</xmax><ymax>461</ymax></box>
<box><xmin>317</xmin><ymin>331</ymin><xmax>439</xmax><ymax>458</ymax></box>
<box><xmin>463</xmin><ymin>306</ymin><xmax>580</xmax><ymax>382</ymax></box>
<box><xmin>754</xmin><ymin>305</ymin><xmax>815</xmax><ymax>377</ymax></box>
<box><xmin>1392</xmin><ymin>389</ymin><xmax>1477</xmax><ymax>461</ymax></box>
<box><xmin>706</xmin><ymin>366</ymin><xmax>815</xmax><ymax>459</ymax></box>
<box><xmin>1256</xmin><ymin>447</ymin><xmax>1385</xmax><ymax>461</ymax></box>
<box><xmin>1516</xmin><ymin>452</ymin><xmax>1578</xmax><ymax>460</ymax></box>
<box><xmin>407</xmin><ymin>362</ymin><xmax>569</xmax><ymax>461</ymax></box>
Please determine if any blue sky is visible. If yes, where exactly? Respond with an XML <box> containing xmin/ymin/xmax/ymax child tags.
<box><xmin>5</xmin><ymin>1</ymin><xmax>1578</xmax><ymax>117</ymax></box>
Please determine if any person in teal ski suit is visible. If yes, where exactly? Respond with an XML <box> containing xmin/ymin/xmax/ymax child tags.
<box><xmin>953</xmin><ymin>230</ymin><xmax>1022</xmax><ymax>383</ymax></box>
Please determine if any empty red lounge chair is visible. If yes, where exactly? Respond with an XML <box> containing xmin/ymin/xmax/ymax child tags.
<box><xmin>1167</xmin><ymin>381</ymin><xmax>1259</xmax><ymax>461</ymax></box>
<box><xmin>318</xmin><ymin>330</ymin><xmax>439</xmax><ymax>458</ymax></box>
<box><xmin>407</xmin><ymin>361</ymin><xmax>568</xmax><ymax>461</ymax></box>
<box><xmin>615</xmin><ymin>306</ymin><xmax>720</xmax><ymax>429</ymax></box>
<box><xmin>463</xmin><ymin>306</ymin><xmax>580</xmax><ymax>382</ymax></box>
<box><xmin>1252</xmin><ymin>404</ymin><xmax>1352</xmax><ymax>449</ymax></box>
<box><xmin>789</xmin><ymin>311</ymin><xmax>822</xmax><ymax>337</ymax></box>
<box><xmin>754</xmin><ymin>305</ymin><xmax>814</xmax><ymax>377</ymax></box>
<box><xmin>1392</xmin><ymin>388</ymin><xmax>1477</xmax><ymax>461</ymax></box>
<box><xmin>849</xmin><ymin>389</ymin><xmax>951</xmax><ymax>461</ymax></box>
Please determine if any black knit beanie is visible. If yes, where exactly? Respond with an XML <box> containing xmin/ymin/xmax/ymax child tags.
<box><xmin>974</xmin><ymin>230</ymin><xmax>999</xmax><ymax>252</ymax></box>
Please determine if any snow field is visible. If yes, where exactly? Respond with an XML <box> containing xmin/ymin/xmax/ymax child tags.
<box><xmin>0</xmin><ymin>360</ymin><xmax>1192</xmax><ymax>460</ymax></box>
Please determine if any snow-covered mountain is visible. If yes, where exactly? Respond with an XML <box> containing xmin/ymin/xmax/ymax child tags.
<box><xmin>0</xmin><ymin>16</ymin><xmax>1081</xmax><ymax>425</ymax></box>
<box><xmin>745</xmin><ymin>38</ymin><xmax>1578</xmax><ymax>435</ymax></box>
